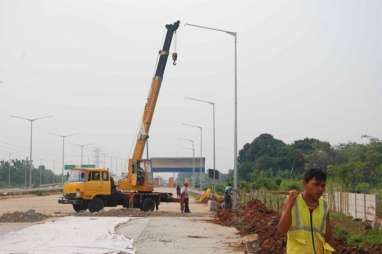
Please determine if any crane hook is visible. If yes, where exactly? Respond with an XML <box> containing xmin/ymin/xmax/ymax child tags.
<box><xmin>172</xmin><ymin>52</ymin><xmax>178</xmax><ymax>65</ymax></box>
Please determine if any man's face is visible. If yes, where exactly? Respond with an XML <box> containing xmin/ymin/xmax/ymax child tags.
<box><xmin>303</xmin><ymin>177</ymin><xmax>326</xmax><ymax>200</ymax></box>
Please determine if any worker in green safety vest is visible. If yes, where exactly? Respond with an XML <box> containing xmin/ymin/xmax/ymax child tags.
<box><xmin>278</xmin><ymin>168</ymin><xmax>335</xmax><ymax>254</ymax></box>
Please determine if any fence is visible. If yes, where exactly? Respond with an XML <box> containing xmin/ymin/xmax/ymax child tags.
<box><xmin>236</xmin><ymin>190</ymin><xmax>379</xmax><ymax>223</ymax></box>
<box><xmin>325</xmin><ymin>192</ymin><xmax>377</xmax><ymax>222</ymax></box>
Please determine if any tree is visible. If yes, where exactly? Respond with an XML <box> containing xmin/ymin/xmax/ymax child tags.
<box><xmin>0</xmin><ymin>159</ymin><xmax>60</xmax><ymax>187</ymax></box>
<box><xmin>238</xmin><ymin>161</ymin><xmax>255</xmax><ymax>181</ymax></box>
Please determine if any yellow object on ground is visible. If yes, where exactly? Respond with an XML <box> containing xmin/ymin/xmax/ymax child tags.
<box><xmin>196</xmin><ymin>188</ymin><xmax>224</xmax><ymax>203</ymax></box>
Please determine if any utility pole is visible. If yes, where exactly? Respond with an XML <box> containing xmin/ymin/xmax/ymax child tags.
<box><xmin>10</xmin><ymin>115</ymin><xmax>53</xmax><ymax>187</ymax></box>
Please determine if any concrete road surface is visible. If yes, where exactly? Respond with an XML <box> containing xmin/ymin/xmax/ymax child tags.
<box><xmin>0</xmin><ymin>187</ymin><xmax>244</xmax><ymax>253</ymax></box>
<box><xmin>117</xmin><ymin>217</ymin><xmax>242</xmax><ymax>254</ymax></box>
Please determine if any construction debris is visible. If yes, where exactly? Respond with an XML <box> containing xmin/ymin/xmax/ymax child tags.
<box><xmin>0</xmin><ymin>209</ymin><xmax>50</xmax><ymax>222</ymax></box>
<box><xmin>214</xmin><ymin>199</ymin><xmax>382</xmax><ymax>254</ymax></box>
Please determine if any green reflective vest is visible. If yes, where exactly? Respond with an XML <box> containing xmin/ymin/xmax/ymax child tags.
<box><xmin>287</xmin><ymin>194</ymin><xmax>335</xmax><ymax>254</ymax></box>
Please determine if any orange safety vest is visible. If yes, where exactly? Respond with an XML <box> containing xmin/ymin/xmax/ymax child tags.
<box><xmin>287</xmin><ymin>194</ymin><xmax>335</xmax><ymax>254</ymax></box>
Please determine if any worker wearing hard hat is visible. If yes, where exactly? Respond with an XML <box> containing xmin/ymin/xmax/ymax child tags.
<box><xmin>278</xmin><ymin>168</ymin><xmax>335</xmax><ymax>254</ymax></box>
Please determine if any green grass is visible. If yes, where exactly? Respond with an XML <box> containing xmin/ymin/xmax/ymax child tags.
<box><xmin>331</xmin><ymin>212</ymin><xmax>382</xmax><ymax>246</ymax></box>
<box><xmin>347</xmin><ymin>231</ymin><xmax>382</xmax><ymax>246</ymax></box>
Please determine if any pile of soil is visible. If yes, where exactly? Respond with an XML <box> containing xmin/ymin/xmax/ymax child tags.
<box><xmin>214</xmin><ymin>199</ymin><xmax>382</xmax><ymax>254</ymax></box>
<box><xmin>0</xmin><ymin>209</ymin><xmax>50</xmax><ymax>222</ymax></box>
<box><xmin>214</xmin><ymin>200</ymin><xmax>285</xmax><ymax>254</ymax></box>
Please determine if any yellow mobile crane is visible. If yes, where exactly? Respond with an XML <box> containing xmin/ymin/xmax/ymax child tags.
<box><xmin>58</xmin><ymin>21</ymin><xmax>180</xmax><ymax>212</ymax></box>
<box><xmin>118</xmin><ymin>20</ymin><xmax>180</xmax><ymax>193</ymax></box>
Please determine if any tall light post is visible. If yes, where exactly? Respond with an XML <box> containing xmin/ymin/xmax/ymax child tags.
<box><xmin>73</xmin><ymin>143</ymin><xmax>93</xmax><ymax>166</ymax></box>
<box><xmin>10</xmin><ymin>114</ymin><xmax>53</xmax><ymax>187</ymax></box>
<box><xmin>101</xmin><ymin>153</ymin><xmax>107</xmax><ymax>168</ymax></box>
<box><xmin>185</xmin><ymin>23</ymin><xmax>238</xmax><ymax>192</ymax></box>
<box><xmin>52</xmin><ymin>133</ymin><xmax>77</xmax><ymax>185</ymax></box>
<box><xmin>185</xmin><ymin>96</ymin><xmax>216</xmax><ymax>191</ymax></box>
<box><xmin>8</xmin><ymin>152</ymin><xmax>12</xmax><ymax>187</ymax></box>
<box><xmin>182</xmin><ymin>138</ymin><xmax>196</xmax><ymax>188</ymax></box>
<box><xmin>182</xmin><ymin>123</ymin><xmax>203</xmax><ymax>190</ymax></box>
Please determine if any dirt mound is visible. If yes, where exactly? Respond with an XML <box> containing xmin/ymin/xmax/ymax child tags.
<box><xmin>214</xmin><ymin>200</ymin><xmax>285</xmax><ymax>254</ymax></box>
<box><xmin>0</xmin><ymin>209</ymin><xmax>50</xmax><ymax>222</ymax></box>
<box><xmin>214</xmin><ymin>199</ymin><xmax>381</xmax><ymax>254</ymax></box>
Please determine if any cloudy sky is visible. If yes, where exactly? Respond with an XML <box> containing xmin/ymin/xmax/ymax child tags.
<box><xmin>0</xmin><ymin>0</ymin><xmax>381</xmax><ymax>175</ymax></box>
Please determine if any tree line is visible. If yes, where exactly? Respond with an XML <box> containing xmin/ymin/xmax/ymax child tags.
<box><xmin>0</xmin><ymin>159</ymin><xmax>61</xmax><ymax>188</ymax></box>
<box><xmin>237</xmin><ymin>133</ymin><xmax>382</xmax><ymax>192</ymax></box>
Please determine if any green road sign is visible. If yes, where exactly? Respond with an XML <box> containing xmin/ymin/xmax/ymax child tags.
<box><xmin>81</xmin><ymin>164</ymin><xmax>96</xmax><ymax>168</ymax></box>
<box><xmin>64</xmin><ymin>164</ymin><xmax>76</xmax><ymax>170</ymax></box>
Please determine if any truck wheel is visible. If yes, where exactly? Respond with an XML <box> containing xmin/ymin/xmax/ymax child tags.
<box><xmin>88</xmin><ymin>198</ymin><xmax>104</xmax><ymax>213</ymax></box>
<box><xmin>142</xmin><ymin>198</ymin><xmax>155</xmax><ymax>212</ymax></box>
<box><xmin>72</xmin><ymin>203</ymin><xmax>87</xmax><ymax>213</ymax></box>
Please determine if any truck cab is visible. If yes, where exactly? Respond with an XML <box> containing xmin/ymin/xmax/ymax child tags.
<box><xmin>59</xmin><ymin>168</ymin><xmax>121</xmax><ymax>212</ymax></box>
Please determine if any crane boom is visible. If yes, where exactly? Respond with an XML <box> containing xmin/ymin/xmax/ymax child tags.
<box><xmin>119</xmin><ymin>20</ymin><xmax>180</xmax><ymax>192</ymax></box>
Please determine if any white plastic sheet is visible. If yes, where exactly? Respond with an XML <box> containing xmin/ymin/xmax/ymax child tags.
<box><xmin>0</xmin><ymin>216</ymin><xmax>135</xmax><ymax>254</ymax></box>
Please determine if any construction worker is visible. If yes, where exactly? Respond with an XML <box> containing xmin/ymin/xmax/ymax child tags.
<box><xmin>224</xmin><ymin>183</ymin><xmax>233</xmax><ymax>209</ymax></box>
<box><xmin>181</xmin><ymin>182</ymin><xmax>191</xmax><ymax>213</ymax></box>
<box><xmin>278</xmin><ymin>168</ymin><xmax>335</xmax><ymax>254</ymax></box>
<box><xmin>176</xmin><ymin>185</ymin><xmax>181</xmax><ymax>198</ymax></box>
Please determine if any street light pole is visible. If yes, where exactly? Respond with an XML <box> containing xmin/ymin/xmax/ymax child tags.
<box><xmin>183</xmin><ymin>139</ymin><xmax>196</xmax><ymax>188</ymax></box>
<box><xmin>10</xmin><ymin>115</ymin><xmax>53</xmax><ymax>187</ymax></box>
<box><xmin>51</xmin><ymin>133</ymin><xmax>77</xmax><ymax>185</ymax></box>
<box><xmin>183</xmin><ymin>123</ymin><xmax>203</xmax><ymax>190</ymax></box>
<box><xmin>185</xmin><ymin>96</ymin><xmax>216</xmax><ymax>191</ymax></box>
<box><xmin>73</xmin><ymin>143</ymin><xmax>93</xmax><ymax>166</ymax></box>
<box><xmin>185</xmin><ymin>23</ymin><xmax>238</xmax><ymax>192</ymax></box>
<box><xmin>8</xmin><ymin>152</ymin><xmax>12</xmax><ymax>187</ymax></box>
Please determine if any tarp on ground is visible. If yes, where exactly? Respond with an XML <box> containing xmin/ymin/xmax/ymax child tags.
<box><xmin>0</xmin><ymin>216</ymin><xmax>135</xmax><ymax>254</ymax></box>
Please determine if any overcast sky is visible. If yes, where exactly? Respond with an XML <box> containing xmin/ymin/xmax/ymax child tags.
<box><xmin>0</xmin><ymin>0</ymin><xmax>381</xmax><ymax>175</ymax></box>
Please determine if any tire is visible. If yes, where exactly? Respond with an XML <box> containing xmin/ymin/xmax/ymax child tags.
<box><xmin>88</xmin><ymin>198</ymin><xmax>104</xmax><ymax>213</ymax></box>
<box><xmin>72</xmin><ymin>203</ymin><xmax>87</xmax><ymax>213</ymax></box>
<box><xmin>142</xmin><ymin>198</ymin><xmax>155</xmax><ymax>212</ymax></box>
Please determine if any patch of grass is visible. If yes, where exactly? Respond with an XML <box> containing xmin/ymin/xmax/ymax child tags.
<box><xmin>331</xmin><ymin>212</ymin><xmax>382</xmax><ymax>246</ymax></box>
<box><xmin>330</xmin><ymin>212</ymin><xmax>365</xmax><ymax>235</ymax></box>
<box><xmin>333</xmin><ymin>227</ymin><xmax>349</xmax><ymax>242</ymax></box>
<box><xmin>347</xmin><ymin>230</ymin><xmax>382</xmax><ymax>246</ymax></box>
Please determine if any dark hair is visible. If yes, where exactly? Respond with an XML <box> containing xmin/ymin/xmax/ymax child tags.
<box><xmin>303</xmin><ymin>168</ymin><xmax>327</xmax><ymax>182</ymax></box>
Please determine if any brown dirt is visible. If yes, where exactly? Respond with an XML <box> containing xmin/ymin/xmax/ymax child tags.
<box><xmin>0</xmin><ymin>209</ymin><xmax>50</xmax><ymax>223</ymax></box>
<box><xmin>214</xmin><ymin>200</ymin><xmax>285</xmax><ymax>254</ymax></box>
<box><xmin>213</xmin><ymin>199</ymin><xmax>382</xmax><ymax>254</ymax></box>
